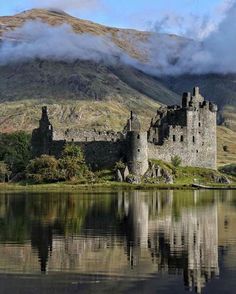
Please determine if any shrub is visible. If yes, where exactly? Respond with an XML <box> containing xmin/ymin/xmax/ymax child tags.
<box><xmin>171</xmin><ymin>155</ymin><xmax>182</xmax><ymax>168</ymax></box>
<box><xmin>26</xmin><ymin>155</ymin><xmax>60</xmax><ymax>183</ymax></box>
<box><xmin>114</xmin><ymin>160</ymin><xmax>126</xmax><ymax>171</ymax></box>
<box><xmin>59</xmin><ymin>143</ymin><xmax>89</xmax><ymax>181</ymax></box>
<box><xmin>0</xmin><ymin>162</ymin><xmax>10</xmax><ymax>183</ymax></box>
<box><xmin>0</xmin><ymin>131</ymin><xmax>31</xmax><ymax>175</ymax></box>
<box><xmin>219</xmin><ymin>164</ymin><xmax>236</xmax><ymax>176</ymax></box>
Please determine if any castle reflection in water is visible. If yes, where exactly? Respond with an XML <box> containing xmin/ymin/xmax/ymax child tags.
<box><xmin>0</xmin><ymin>190</ymin><xmax>234</xmax><ymax>293</ymax></box>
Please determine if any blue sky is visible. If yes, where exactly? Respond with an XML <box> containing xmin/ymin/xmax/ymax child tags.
<box><xmin>0</xmin><ymin>0</ymin><xmax>227</xmax><ymax>31</ymax></box>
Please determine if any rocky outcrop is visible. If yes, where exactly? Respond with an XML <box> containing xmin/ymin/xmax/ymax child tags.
<box><xmin>213</xmin><ymin>174</ymin><xmax>231</xmax><ymax>184</ymax></box>
<box><xmin>144</xmin><ymin>163</ymin><xmax>174</xmax><ymax>184</ymax></box>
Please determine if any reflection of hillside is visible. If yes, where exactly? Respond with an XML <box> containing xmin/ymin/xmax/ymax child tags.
<box><xmin>0</xmin><ymin>191</ymin><xmax>235</xmax><ymax>293</ymax></box>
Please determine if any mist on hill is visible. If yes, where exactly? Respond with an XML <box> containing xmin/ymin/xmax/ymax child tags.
<box><xmin>0</xmin><ymin>2</ymin><xmax>236</xmax><ymax>76</ymax></box>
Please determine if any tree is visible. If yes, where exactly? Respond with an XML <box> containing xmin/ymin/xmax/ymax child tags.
<box><xmin>171</xmin><ymin>155</ymin><xmax>182</xmax><ymax>168</ymax></box>
<box><xmin>26</xmin><ymin>155</ymin><xmax>60</xmax><ymax>183</ymax></box>
<box><xmin>0</xmin><ymin>162</ymin><xmax>10</xmax><ymax>183</ymax></box>
<box><xmin>59</xmin><ymin>144</ymin><xmax>88</xmax><ymax>181</ymax></box>
<box><xmin>0</xmin><ymin>131</ymin><xmax>31</xmax><ymax>175</ymax></box>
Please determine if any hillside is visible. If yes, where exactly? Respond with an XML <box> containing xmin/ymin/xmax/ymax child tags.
<box><xmin>217</xmin><ymin>126</ymin><xmax>236</xmax><ymax>166</ymax></box>
<box><xmin>0</xmin><ymin>9</ymin><xmax>236</xmax><ymax>166</ymax></box>
<box><xmin>0</xmin><ymin>9</ymin><xmax>182</xmax><ymax>131</ymax></box>
<box><xmin>161</xmin><ymin>74</ymin><xmax>236</xmax><ymax>131</ymax></box>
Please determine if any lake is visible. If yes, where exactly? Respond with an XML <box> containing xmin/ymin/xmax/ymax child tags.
<box><xmin>0</xmin><ymin>189</ymin><xmax>235</xmax><ymax>293</ymax></box>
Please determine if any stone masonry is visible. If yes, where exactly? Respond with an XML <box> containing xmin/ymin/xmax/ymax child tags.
<box><xmin>32</xmin><ymin>87</ymin><xmax>218</xmax><ymax>175</ymax></box>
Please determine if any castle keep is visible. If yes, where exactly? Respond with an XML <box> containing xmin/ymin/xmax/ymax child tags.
<box><xmin>32</xmin><ymin>87</ymin><xmax>218</xmax><ymax>175</ymax></box>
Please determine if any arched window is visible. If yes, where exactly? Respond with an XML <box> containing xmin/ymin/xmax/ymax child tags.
<box><xmin>193</xmin><ymin>136</ymin><xmax>195</xmax><ymax>143</ymax></box>
<box><xmin>137</xmin><ymin>134</ymin><xmax>140</xmax><ymax>139</ymax></box>
<box><xmin>180</xmin><ymin>135</ymin><xmax>184</xmax><ymax>142</ymax></box>
<box><xmin>173</xmin><ymin>135</ymin><xmax>176</xmax><ymax>142</ymax></box>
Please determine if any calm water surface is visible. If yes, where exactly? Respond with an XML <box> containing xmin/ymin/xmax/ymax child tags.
<box><xmin>0</xmin><ymin>189</ymin><xmax>235</xmax><ymax>293</ymax></box>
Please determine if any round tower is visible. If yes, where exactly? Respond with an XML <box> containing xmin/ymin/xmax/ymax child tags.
<box><xmin>126</xmin><ymin>131</ymin><xmax>149</xmax><ymax>176</ymax></box>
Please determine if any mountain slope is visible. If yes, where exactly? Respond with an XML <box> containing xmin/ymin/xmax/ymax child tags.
<box><xmin>0</xmin><ymin>9</ymin><xmax>181</xmax><ymax>132</ymax></box>
<box><xmin>161</xmin><ymin>74</ymin><xmax>236</xmax><ymax>130</ymax></box>
<box><xmin>0</xmin><ymin>8</ymin><xmax>236</xmax><ymax>167</ymax></box>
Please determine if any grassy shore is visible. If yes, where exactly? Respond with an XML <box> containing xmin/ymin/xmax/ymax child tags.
<box><xmin>1</xmin><ymin>181</ymin><xmax>236</xmax><ymax>193</ymax></box>
<box><xmin>1</xmin><ymin>160</ymin><xmax>236</xmax><ymax>193</ymax></box>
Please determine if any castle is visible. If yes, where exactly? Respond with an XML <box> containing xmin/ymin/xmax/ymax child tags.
<box><xmin>32</xmin><ymin>87</ymin><xmax>218</xmax><ymax>174</ymax></box>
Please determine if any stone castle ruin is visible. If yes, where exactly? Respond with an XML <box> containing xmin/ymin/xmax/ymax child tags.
<box><xmin>32</xmin><ymin>87</ymin><xmax>218</xmax><ymax>176</ymax></box>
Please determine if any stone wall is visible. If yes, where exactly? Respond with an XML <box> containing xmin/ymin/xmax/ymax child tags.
<box><xmin>148</xmin><ymin>88</ymin><xmax>217</xmax><ymax>170</ymax></box>
<box><xmin>51</xmin><ymin>140</ymin><xmax>125</xmax><ymax>171</ymax></box>
<box><xmin>32</xmin><ymin>87</ymin><xmax>218</xmax><ymax>174</ymax></box>
<box><xmin>53</xmin><ymin>129</ymin><xmax>124</xmax><ymax>142</ymax></box>
<box><xmin>148</xmin><ymin>105</ymin><xmax>217</xmax><ymax>169</ymax></box>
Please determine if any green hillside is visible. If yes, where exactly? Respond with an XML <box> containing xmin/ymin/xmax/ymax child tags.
<box><xmin>0</xmin><ymin>9</ymin><xmax>236</xmax><ymax>166</ymax></box>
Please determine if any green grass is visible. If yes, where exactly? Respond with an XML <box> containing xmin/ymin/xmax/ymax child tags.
<box><xmin>1</xmin><ymin>159</ymin><xmax>235</xmax><ymax>193</ymax></box>
<box><xmin>149</xmin><ymin>159</ymin><xmax>236</xmax><ymax>185</ymax></box>
<box><xmin>0</xmin><ymin>182</ymin><xmax>195</xmax><ymax>193</ymax></box>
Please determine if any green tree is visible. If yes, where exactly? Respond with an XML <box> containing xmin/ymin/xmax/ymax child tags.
<box><xmin>59</xmin><ymin>144</ymin><xmax>88</xmax><ymax>181</ymax></box>
<box><xmin>0</xmin><ymin>162</ymin><xmax>10</xmax><ymax>183</ymax></box>
<box><xmin>0</xmin><ymin>131</ymin><xmax>31</xmax><ymax>175</ymax></box>
<box><xmin>26</xmin><ymin>155</ymin><xmax>60</xmax><ymax>183</ymax></box>
<box><xmin>171</xmin><ymin>155</ymin><xmax>182</xmax><ymax>168</ymax></box>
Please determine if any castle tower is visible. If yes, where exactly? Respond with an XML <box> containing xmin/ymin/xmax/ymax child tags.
<box><xmin>147</xmin><ymin>87</ymin><xmax>218</xmax><ymax>170</ymax></box>
<box><xmin>185</xmin><ymin>88</ymin><xmax>217</xmax><ymax>169</ymax></box>
<box><xmin>126</xmin><ymin>112</ymin><xmax>148</xmax><ymax>176</ymax></box>
<box><xmin>31</xmin><ymin>106</ymin><xmax>53</xmax><ymax>157</ymax></box>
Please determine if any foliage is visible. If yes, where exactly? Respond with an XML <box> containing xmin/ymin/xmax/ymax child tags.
<box><xmin>59</xmin><ymin>143</ymin><xmax>89</xmax><ymax>181</ymax></box>
<box><xmin>0</xmin><ymin>132</ymin><xmax>31</xmax><ymax>175</ymax></box>
<box><xmin>219</xmin><ymin>164</ymin><xmax>236</xmax><ymax>177</ymax></box>
<box><xmin>25</xmin><ymin>144</ymin><xmax>91</xmax><ymax>184</ymax></box>
<box><xmin>0</xmin><ymin>161</ymin><xmax>10</xmax><ymax>182</ymax></box>
<box><xmin>114</xmin><ymin>160</ymin><xmax>126</xmax><ymax>171</ymax></box>
<box><xmin>26</xmin><ymin>155</ymin><xmax>60</xmax><ymax>184</ymax></box>
<box><xmin>171</xmin><ymin>155</ymin><xmax>182</xmax><ymax>168</ymax></box>
<box><xmin>149</xmin><ymin>158</ymin><xmax>230</xmax><ymax>185</ymax></box>
<box><xmin>94</xmin><ymin>170</ymin><xmax>114</xmax><ymax>183</ymax></box>
<box><xmin>149</xmin><ymin>159</ymin><xmax>173</xmax><ymax>173</ymax></box>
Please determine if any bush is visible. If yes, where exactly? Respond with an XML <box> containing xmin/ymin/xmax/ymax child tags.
<box><xmin>114</xmin><ymin>160</ymin><xmax>126</xmax><ymax>171</ymax></box>
<box><xmin>171</xmin><ymin>155</ymin><xmax>182</xmax><ymax>168</ymax></box>
<box><xmin>0</xmin><ymin>131</ymin><xmax>31</xmax><ymax>175</ymax></box>
<box><xmin>0</xmin><ymin>162</ymin><xmax>10</xmax><ymax>183</ymax></box>
<box><xmin>59</xmin><ymin>143</ymin><xmax>89</xmax><ymax>181</ymax></box>
<box><xmin>26</xmin><ymin>155</ymin><xmax>60</xmax><ymax>183</ymax></box>
<box><xmin>219</xmin><ymin>164</ymin><xmax>236</xmax><ymax>176</ymax></box>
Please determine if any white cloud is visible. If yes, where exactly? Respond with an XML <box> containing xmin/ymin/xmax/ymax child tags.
<box><xmin>0</xmin><ymin>21</ymin><xmax>135</xmax><ymax>66</ymax></box>
<box><xmin>2</xmin><ymin>1</ymin><xmax>236</xmax><ymax>76</ymax></box>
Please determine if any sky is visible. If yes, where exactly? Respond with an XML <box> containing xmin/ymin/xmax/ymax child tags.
<box><xmin>0</xmin><ymin>0</ymin><xmax>228</xmax><ymax>33</ymax></box>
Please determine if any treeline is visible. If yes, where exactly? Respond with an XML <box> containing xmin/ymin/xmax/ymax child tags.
<box><xmin>0</xmin><ymin>132</ymin><xmax>31</xmax><ymax>182</ymax></box>
<box><xmin>0</xmin><ymin>131</ymin><xmax>92</xmax><ymax>184</ymax></box>
<box><xmin>27</xmin><ymin>144</ymin><xmax>92</xmax><ymax>183</ymax></box>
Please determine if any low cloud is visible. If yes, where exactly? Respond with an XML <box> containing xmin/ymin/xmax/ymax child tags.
<box><xmin>0</xmin><ymin>21</ymin><xmax>130</xmax><ymax>65</ymax></box>
<box><xmin>141</xmin><ymin>1</ymin><xmax>236</xmax><ymax>75</ymax></box>
<box><xmin>1</xmin><ymin>1</ymin><xmax>236</xmax><ymax>76</ymax></box>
